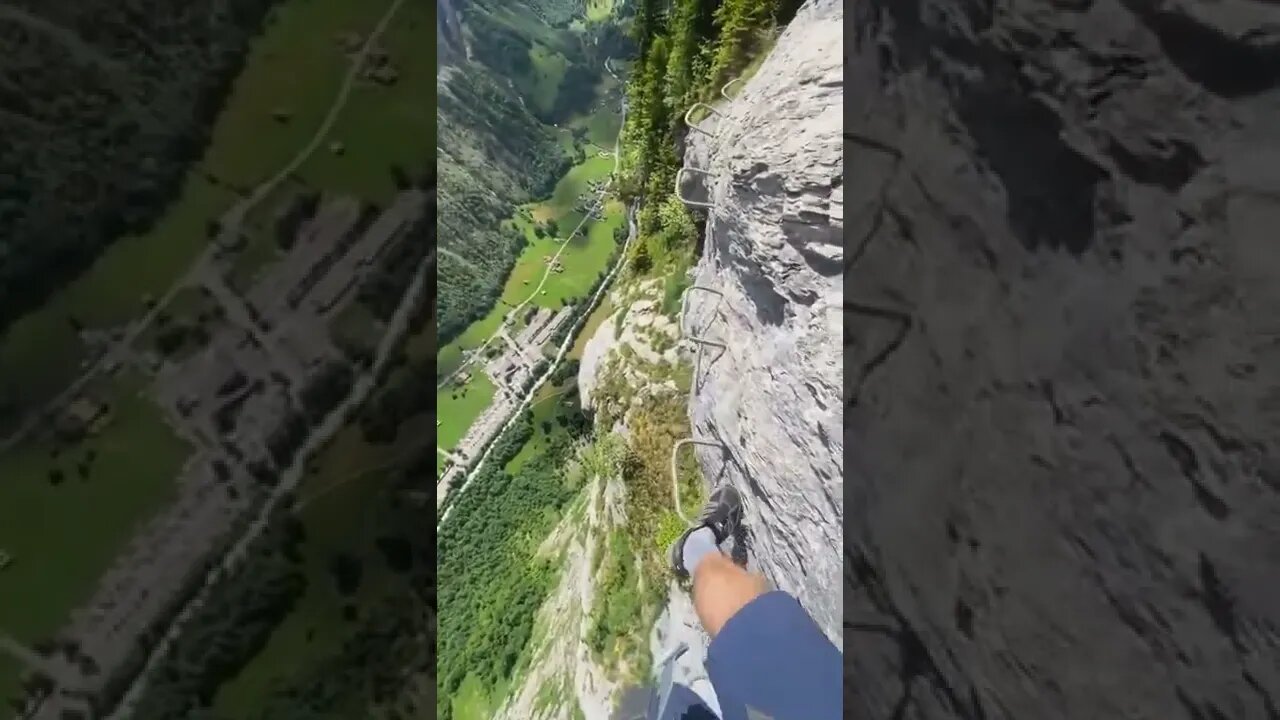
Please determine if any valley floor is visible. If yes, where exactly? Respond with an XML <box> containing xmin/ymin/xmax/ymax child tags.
<box><xmin>434</xmin><ymin>71</ymin><xmax>627</xmax><ymax>498</ymax></box>
<box><xmin>0</xmin><ymin>0</ymin><xmax>435</xmax><ymax>715</ymax></box>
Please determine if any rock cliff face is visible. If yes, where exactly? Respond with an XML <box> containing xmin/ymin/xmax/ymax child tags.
<box><xmin>436</xmin><ymin>0</ymin><xmax>465</xmax><ymax>63</ymax></box>
<box><xmin>578</xmin><ymin>279</ymin><xmax>682</xmax><ymax>419</ymax></box>
<box><xmin>677</xmin><ymin>0</ymin><xmax>845</xmax><ymax>646</ymax></box>
<box><xmin>846</xmin><ymin>1</ymin><xmax>1280</xmax><ymax>718</ymax></box>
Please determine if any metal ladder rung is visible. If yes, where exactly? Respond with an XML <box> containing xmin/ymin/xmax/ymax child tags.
<box><xmin>721</xmin><ymin>77</ymin><xmax>745</xmax><ymax>102</ymax></box>
<box><xmin>678</xmin><ymin>284</ymin><xmax>725</xmax><ymax>395</ymax></box>
<box><xmin>683</xmin><ymin>102</ymin><xmax>724</xmax><ymax>137</ymax></box>
<box><xmin>671</xmin><ymin>438</ymin><xmax>726</xmax><ymax>523</ymax></box>
<box><xmin>684</xmin><ymin>335</ymin><xmax>726</xmax><ymax>349</ymax></box>
<box><xmin>675</xmin><ymin>167</ymin><xmax>716</xmax><ymax>209</ymax></box>
<box><xmin>679</xmin><ymin>285</ymin><xmax>724</xmax><ymax>343</ymax></box>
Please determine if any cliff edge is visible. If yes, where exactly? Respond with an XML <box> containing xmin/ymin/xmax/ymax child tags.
<box><xmin>681</xmin><ymin>0</ymin><xmax>844</xmax><ymax>641</ymax></box>
<box><xmin>649</xmin><ymin>0</ymin><xmax>844</xmax><ymax>699</ymax></box>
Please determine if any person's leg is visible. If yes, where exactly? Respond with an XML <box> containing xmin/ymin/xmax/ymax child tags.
<box><xmin>691</xmin><ymin>552</ymin><xmax>768</xmax><ymax>638</ymax></box>
<box><xmin>668</xmin><ymin>486</ymin><xmax>842</xmax><ymax>719</ymax></box>
<box><xmin>668</xmin><ymin>486</ymin><xmax>769</xmax><ymax>637</ymax></box>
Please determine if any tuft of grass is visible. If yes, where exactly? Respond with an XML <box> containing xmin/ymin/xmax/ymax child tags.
<box><xmin>661</xmin><ymin>268</ymin><xmax>691</xmax><ymax>319</ymax></box>
<box><xmin>654</xmin><ymin>511</ymin><xmax>687</xmax><ymax>560</ymax></box>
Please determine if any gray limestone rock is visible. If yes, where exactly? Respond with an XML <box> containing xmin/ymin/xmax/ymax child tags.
<box><xmin>845</xmin><ymin>0</ymin><xmax>1280</xmax><ymax>718</ymax></box>
<box><xmin>679</xmin><ymin>0</ymin><xmax>845</xmax><ymax>646</ymax></box>
<box><xmin>578</xmin><ymin>309</ymin><xmax>620</xmax><ymax>410</ymax></box>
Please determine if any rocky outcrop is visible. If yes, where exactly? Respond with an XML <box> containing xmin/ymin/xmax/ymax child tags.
<box><xmin>576</xmin><ymin>309</ymin><xmax>618</xmax><ymax>410</ymax></box>
<box><xmin>676</xmin><ymin>0</ymin><xmax>845</xmax><ymax>645</ymax></box>
<box><xmin>845</xmin><ymin>0</ymin><xmax>1280</xmax><ymax>718</ymax></box>
<box><xmin>578</xmin><ymin>279</ymin><xmax>683</xmax><ymax>422</ymax></box>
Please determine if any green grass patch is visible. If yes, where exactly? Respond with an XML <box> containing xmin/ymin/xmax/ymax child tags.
<box><xmin>436</xmin><ymin>343</ymin><xmax>465</xmax><ymax>383</ymax></box>
<box><xmin>0</xmin><ymin>373</ymin><xmax>189</xmax><ymax>677</ymax></box>
<box><xmin>296</xmin><ymin>0</ymin><xmax>436</xmax><ymax>202</ymax></box>
<box><xmin>661</xmin><ymin>261</ymin><xmax>693</xmax><ymax>318</ymax></box>
<box><xmin>526</xmin><ymin>44</ymin><xmax>570</xmax><ymax>117</ymax></box>
<box><xmin>452</xmin><ymin>672</ymin><xmax>509</xmax><ymax>720</ymax></box>
<box><xmin>587</xmin><ymin>530</ymin><xmax>648</xmax><ymax>672</ymax></box>
<box><xmin>542</xmin><ymin>153</ymin><xmax>615</xmax><ymax>221</ymax></box>
<box><xmin>0</xmin><ymin>655</ymin><xmax>21</xmax><ymax>715</ymax></box>
<box><xmin>505</xmin><ymin>380</ymin><xmax>575</xmax><ymax>474</ymax></box>
<box><xmin>202</xmin><ymin>1</ymin><xmax>390</xmax><ymax>187</ymax></box>
<box><xmin>436</xmin><ymin>301</ymin><xmax>509</xmax><ymax>382</ymax></box>
<box><xmin>505</xmin><ymin>200</ymin><xmax>624</xmax><ymax>311</ymax></box>
<box><xmin>585</xmin><ymin>0</ymin><xmax>616</xmax><ymax>23</ymax></box>
<box><xmin>489</xmin><ymin>4</ymin><xmax>577</xmax><ymax>54</ymax></box>
<box><xmin>654</xmin><ymin>511</ymin><xmax>688</xmax><ymax>562</ymax></box>
<box><xmin>554</xmin><ymin>126</ymin><xmax>578</xmax><ymax>155</ymax></box>
<box><xmin>436</xmin><ymin>373</ymin><xmax>498</xmax><ymax>456</ymax></box>
<box><xmin>585</xmin><ymin>106</ymin><xmax>622</xmax><ymax>149</ymax></box>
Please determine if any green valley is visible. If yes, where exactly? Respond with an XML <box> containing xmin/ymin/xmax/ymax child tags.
<box><xmin>435</xmin><ymin>1</ymin><xmax>801</xmax><ymax>718</ymax></box>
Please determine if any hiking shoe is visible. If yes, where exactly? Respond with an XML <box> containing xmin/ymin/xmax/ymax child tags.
<box><xmin>668</xmin><ymin>486</ymin><xmax>744</xmax><ymax>580</ymax></box>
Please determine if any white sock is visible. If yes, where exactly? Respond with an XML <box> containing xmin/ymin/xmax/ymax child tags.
<box><xmin>681</xmin><ymin>527</ymin><xmax>720</xmax><ymax>575</ymax></box>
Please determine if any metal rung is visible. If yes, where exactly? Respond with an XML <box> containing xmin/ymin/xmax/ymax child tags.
<box><xmin>679</xmin><ymin>285</ymin><xmax>725</xmax><ymax>394</ymax></box>
<box><xmin>675</xmin><ymin>167</ymin><xmax>715</xmax><ymax>209</ymax></box>
<box><xmin>679</xmin><ymin>285</ymin><xmax>724</xmax><ymax>342</ymax></box>
<box><xmin>685</xmin><ymin>335</ymin><xmax>725</xmax><ymax>349</ymax></box>
<box><xmin>671</xmin><ymin>438</ymin><xmax>726</xmax><ymax>523</ymax></box>
<box><xmin>683</xmin><ymin>102</ymin><xmax>723</xmax><ymax>137</ymax></box>
<box><xmin>721</xmin><ymin>77</ymin><xmax>745</xmax><ymax>101</ymax></box>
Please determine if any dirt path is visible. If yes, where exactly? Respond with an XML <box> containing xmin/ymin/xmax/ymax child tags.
<box><xmin>0</xmin><ymin>0</ymin><xmax>406</xmax><ymax>457</ymax></box>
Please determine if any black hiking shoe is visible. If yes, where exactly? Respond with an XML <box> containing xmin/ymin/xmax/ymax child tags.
<box><xmin>668</xmin><ymin>485</ymin><xmax>744</xmax><ymax>580</ymax></box>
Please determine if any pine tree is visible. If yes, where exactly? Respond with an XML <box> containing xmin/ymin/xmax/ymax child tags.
<box><xmin>709</xmin><ymin>0</ymin><xmax>776</xmax><ymax>86</ymax></box>
<box><xmin>663</xmin><ymin>0</ymin><xmax>719</xmax><ymax>119</ymax></box>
